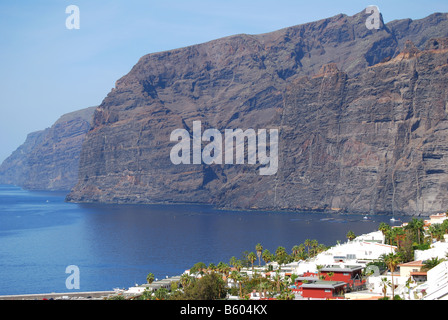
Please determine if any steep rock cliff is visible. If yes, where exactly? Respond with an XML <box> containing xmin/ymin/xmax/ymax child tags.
<box><xmin>67</xmin><ymin>10</ymin><xmax>448</xmax><ymax>215</ymax></box>
<box><xmin>0</xmin><ymin>107</ymin><xmax>96</xmax><ymax>190</ymax></box>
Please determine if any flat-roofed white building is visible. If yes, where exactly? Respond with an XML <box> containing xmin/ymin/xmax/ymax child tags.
<box><xmin>422</xmin><ymin>261</ymin><xmax>448</xmax><ymax>300</ymax></box>
<box><xmin>353</xmin><ymin>231</ymin><xmax>385</xmax><ymax>243</ymax></box>
<box><xmin>315</xmin><ymin>240</ymin><xmax>396</xmax><ymax>265</ymax></box>
<box><xmin>282</xmin><ymin>232</ymin><xmax>396</xmax><ymax>277</ymax></box>
<box><xmin>415</xmin><ymin>241</ymin><xmax>448</xmax><ymax>261</ymax></box>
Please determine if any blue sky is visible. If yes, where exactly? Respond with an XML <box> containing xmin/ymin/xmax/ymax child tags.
<box><xmin>1</xmin><ymin>0</ymin><xmax>448</xmax><ymax>163</ymax></box>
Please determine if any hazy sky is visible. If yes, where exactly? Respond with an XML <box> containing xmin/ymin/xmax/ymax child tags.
<box><xmin>1</xmin><ymin>0</ymin><xmax>448</xmax><ymax>163</ymax></box>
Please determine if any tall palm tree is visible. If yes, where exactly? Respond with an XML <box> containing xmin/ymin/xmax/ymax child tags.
<box><xmin>428</xmin><ymin>225</ymin><xmax>437</xmax><ymax>243</ymax></box>
<box><xmin>229</xmin><ymin>271</ymin><xmax>243</xmax><ymax>298</ymax></box>
<box><xmin>260</xmin><ymin>280</ymin><xmax>270</xmax><ymax>299</ymax></box>
<box><xmin>304</xmin><ymin>239</ymin><xmax>311</xmax><ymax>256</ymax></box>
<box><xmin>180</xmin><ymin>273</ymin><xmax>193</xmax><ymax>289</ymax></box>
<box><xmin>217</xmin><ymin>261</ymin><xmax>230</xmax><ymax>278</ymax></box>
<box><xmin>262</xmin><ymin>249</ymin><xmax>272</xmax><ymax>266</ymax></box>
<box><xmin>255</xmin><ymin>243</ymin><xmax>263</xmax><ymax>266</ymax></box>
<box><xmin>378</xmin><ymin>222</ymin><xmax>391</xmax><ymax>244</ymax></box>
<box><xmin>146</xmin><ymin>272</ymin><xmax>155</xmax><ymax>284</ymax></box>
<box><xmin>382</xmin><ymin>253</ymin><xmax>402</xmax><ymax>298</ymax></box>
<box><xmin>273</xmin><ymin>270</ymin><xmax>282</xmax><ymax>293</ymax></box>
<box><xmin>298</xmin><ymin>244</ymin><xmax>306</xmax><ymax>260</ymax></box>
<box><xmin>310</xmin><ymin>239</ymin><xmax>318</xmax><ymax>257</ymax></box>
<box><xmin>275</xmin><ymin>246</ymin><xmax>287</xmax><ymax>269</ymax></box>
<box><xmin>430</xmin><ymin>224</ymin><xmax>444</xmax><ymax>242</ymax></box>
<box><xmin>248</xmin><ymin>252</ymin><xmax>257</xmax><ymax>272</ymax></box>
<box><xmin>406</xmin><ymin>218</ymin><xmax>425</xmax><ymax>245</ymax></box>
<box><xmin>292</xmin><ymin>245</ymin><xmax>300</xmax><ymax>261</ymax></box>
<box><xmin>390</xmin><ymin>227</ymin><xmax>405</xmax><ymax>249</ymax></box>
<box><xmin>414</xmin><ymin>219</ymin><xmax>425</xmax><ymax>244</ymax></box>
<box><xmin>229</xmin><ymin>256</ymin><xmax>238</xmax><ymax>269</ymax></box>
<box><xmin>234</xmin><ymin>259</ymin><xmax>243</xmax><ymax>272</ymax></box>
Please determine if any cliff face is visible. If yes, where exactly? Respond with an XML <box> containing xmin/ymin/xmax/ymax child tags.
<box><xmin>0</xmin><ymin>129</ymin><xmax>49</xmax><ymax>187</ymax></box>
<box><xmin>242</xmin><ymin>41</ymin><xmax>448</xmax><ymax>215</ymax></box>
<box><xmin>67</xmin><ymin>10</ymin><xmax>448</xmax><ymax>215</ymax></box>
<box><xmin>0</xmin><ymin>107</ymin><xmax>96</xmax><ymax>190</ymax></box>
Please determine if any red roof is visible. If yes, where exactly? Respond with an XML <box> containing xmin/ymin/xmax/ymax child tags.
<box><xmin>399</xmin><ymin>260</ymin><xmax>424</xmax><ymax>267</ymax></box>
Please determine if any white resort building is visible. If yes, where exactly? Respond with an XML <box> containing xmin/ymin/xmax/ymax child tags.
<box><xmin>121</xmin><ymin>214</ymin><xmax>448</xmax><ymax>300</ymax></box>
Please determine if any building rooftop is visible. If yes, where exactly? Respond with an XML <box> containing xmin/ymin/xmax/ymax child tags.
<box><xmin>321</xmin><ymin>265</ymin><xmax>363</xmax><ymax>273</ymax></box>
<box><xmin>300</xmin><ymin>281</ymin><xmax>346</xmax><ymax>289</ymax></box>
<box><xmin>399</xmin><ymin>260</ymin><xmax>424</xmax><ymax>267</ymax></box>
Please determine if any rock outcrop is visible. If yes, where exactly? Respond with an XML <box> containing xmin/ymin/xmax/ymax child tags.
<box><xmin>0</xmin><ymin>107</ymin><xmax>96</xmax><ymax>190</ymax></box>
<box><xmin>66</xmin><ymin>10</ymin><xmax>448</xmax><ymax>215</ymax></box>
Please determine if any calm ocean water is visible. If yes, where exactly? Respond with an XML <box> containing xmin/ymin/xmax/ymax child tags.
<box><xmin>0</xmin><ymin>184</ymin><xmax>411</xmax><ymax>295</ymax></box>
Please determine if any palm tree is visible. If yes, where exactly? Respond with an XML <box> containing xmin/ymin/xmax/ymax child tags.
<box><xmin>404</xmin><ymin>277</ymin><xmax>413</xmax><ymax>300</ymax></box>
<box><xmin>297</xmin><ymin>244</ymin><xmax>306</xmax><ymax>260</ymax></box>
<box><xmin>406</xmin><ymin>218</ymin><xmax>425</xmax><ymax>244</ymax></box>
<box><xmin>382</xmin><ymin>253</ymin><xmax>402</xmax><ymax>298</ymax></box>
<box><xmin>208</xmin><ymin>263</ymin><xmax>216</xmax><ymax>273</ymax></box>
<box><xmin>316</xmin><ymin>244</ymin><xmax>327</xmax><ymax>255</ymax></box>
<box><xmin>304</xmin><ymin>239</ymin><xmax>311</xmax><ymax>256</ymax></box>
<box><xmin>310</xmin><ymin>239</ymin><xmax>318</xmax><ymax>257</ymax></box>
<box><xmin>229</xmin><ymin>270</ymin><xmax>244</xmax><ymax>298</ymax></box>
<box><xmin>190</xmin><ymin>262</ymin><xmax>207</xmax><ymax>275</ymax></box>
<box><xmin>380</xmin><ymin>277</ymin><xmax>391</xmax><ymax>299</ymax></box>
<box><xmin>316</xmin><ymin>265</ymin><xmax>324</xmax><ymax>278</ymax></box>
<box><xmin>275</xmin><ymin>246</ymin><xmax>288</xmax><ymax>269</ymax></box>
<box><xmin>346</xmin><ymin>230</ymin><xmax>356</xmax><ymax>241</ymax></box>
<box><xmin>262</xmin><ymin>249</ymin><xmax>272</xmax><ymax>266</ymax></box>
<box><xmin>390</xmin><ymin>227</ymin><xmax>406</xmax><ymax>249</ymax></box>
<box><xmin>378</xmin><ymin>222</ymin><xmax>391</xmax><ymax>243</ymax></box>
<box><xmin>260</xmin><ymin>280</ymin><xmax>270</xmax><ymax>299</ymax></box>
<box><xmin>180</xmin><ymin>273</ymin><xmax>193</xmax><ymax>289</ymax></box>
<box><xmin>146</xmin><ymin>272</ymin><xmax>155</xmax><ymax>284</ymax></box>
<box><xmin>248</xmin><ymin>252</ymin><xmax>257</xmax><ymax>271</ymax></box>
<box><xmin>428</xmin><ymin>225</ymin><xmax>436</xmax><ymax>243</ymax></box>
<box><xmin>292</xmin><ymin>245</ymin><xmax>300</xmax><ymax>261</ymax></box>
<box><xmin>255</xmin><ymin>243</ymin><xmax>263</xmax><ymax>266</ymax></box>
<box><xmin>234</xmin><ymin>259</ymin><xmax>243</xmax><ymax>272</ymax></box>
<box><xmin>441</xmin><ymin>219</ymin><xmax>448</xmax><ymax>235</ymax></box>
<box><xmin>422</xmin><ymin>257</ymin><xmax>443</xmax><ymax>271</ymax></box>
<box><xmin>154</xmin><ymin>288</ymin><xmax>169</xmax><ymax>300</ymax></box>
<box><xmin>229</xmin><ymin>256</ymin><xmax>238</xmax><ymax>270</ymax></box>
<box><xmin>415</xmin><ymin>219</ymin><xmax>425</xmax><ymax>244</ymax></box>
<box><xmin>273</xmin><ymin>270</ymin><xmax>283</xmax><ymax>293</ymax></box>
<box><xmin>217</xmin><ymin>261</ymin><xmax>230</xmax><ymax>278</ymax></box>
<box><xmin>429</xmin><ymin>224</ymin><xmax>444</xmax><ymax>242</ymax></box>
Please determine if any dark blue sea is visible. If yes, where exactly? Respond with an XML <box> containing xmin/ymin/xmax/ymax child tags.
<box><xmin>0</xmin><ymin>184</ymin><xmax>411</xmax><ymax>296</ymax></box>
